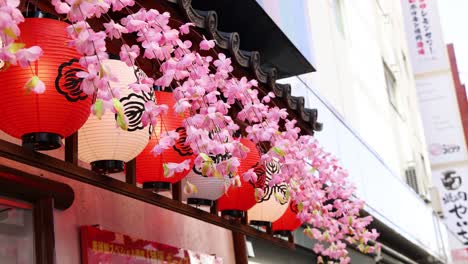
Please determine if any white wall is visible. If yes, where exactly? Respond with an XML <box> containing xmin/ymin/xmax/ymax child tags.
<box><xmin>258</xmin><ymin>0</ymin><xmax>430</xmax><ymax>186</ymax></box>
<box><xmin>257</xmin><ymin>0</ymin><xmax>447</xmax><ymax>259</ymax></box>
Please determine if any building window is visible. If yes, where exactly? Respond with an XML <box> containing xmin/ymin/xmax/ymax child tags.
<box><xmin>0</xmin><ymin>197</ymin><xmax>35</xmax><ymax>264</ymax></box>
<box><xmin>333</xmin><ymin>0</ymin><xmax>345</xmax><ymax>36</ymax></box>
<box><xmin>0</xmin><ymin>166</ymin><xmax>74</xmax><ymax>264</ymax></box>
<box><xmin>384</xmin><ymin>62</ymin><xmax>399</xmax><ymax>111</ymax></box>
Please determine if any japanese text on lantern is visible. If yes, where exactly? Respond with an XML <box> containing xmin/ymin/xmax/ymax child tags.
<box><xmin>441</xmin><ymin>170</ymin><xmax>468</xmax><ymax>245</ymax></box>
<box><xmin>408</xmin><ymin>0</ymin><xmax>433</xmax><ymax>55</ymax></box>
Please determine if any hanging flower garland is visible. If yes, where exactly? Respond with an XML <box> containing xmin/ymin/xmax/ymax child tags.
<box><xmin>0</xmin><ymin>0</ymin><xmax>43</xmax><ymax>93</ymax></box>
<box><xmin>0</xmin><ymin>0</ymin><xmax>380</xmax><ymax>262</ymax></box>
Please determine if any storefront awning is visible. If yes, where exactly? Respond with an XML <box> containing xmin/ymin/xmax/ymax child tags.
<box><xmin>190</xmin><ymin>0</ymin><xmax>316</xmax><ymax>79</ymax></box>
<box><xmin>175</xmin><ymin>0</ymin><xmax>322</xmax><ymax>134</ymax></box>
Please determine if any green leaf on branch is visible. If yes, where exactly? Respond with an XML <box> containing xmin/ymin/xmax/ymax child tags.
<box><xmin>297</xmin><ymin>202</ymin><xmax>304</xmax><ymax>212</ymax></box>
<box><xmin>94</xmin><ymin>99</ymin><xmax>104</xmax><ymax>120</ymax></box>
<box><xmin>116</xmin><ymin>113</ymin><xmax>128</xmax><ymax>131</ymax></box>
<box><xmin>272</xmin><ymin>146</ymin><xmax>286</xmax><ymax>157</ymax></box>
<box><xmin>7</xmin><ymin>42</ymin><xmax>24</xmax><ymax>53</ymax></box>
<box><xmin>163</xmin><ymin>163</ymin><xmax>171</xmax><ymax>178</ymax></box>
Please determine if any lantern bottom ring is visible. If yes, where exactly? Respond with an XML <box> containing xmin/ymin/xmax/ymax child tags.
<box><xmin>250</xmin><ymin>220</ymin><xmax>272</xmax><ymax>229</ymax></box>
<box><xmin>91</xmin><ymin>160</ymin><xmax>124</xmax><ymax>174</ymax></box>
<box><xmin>22</xmin><ymin>132</ymin><xmax>62</xmax><ymax>151</ymax></box>
<box><xmin>273</xmin><ymin>230</ymin><xmax>292</xmax><ymax>237</ymax></box>
<box><xmin>142</xmin><ymin>182</ymin><xmax>171</xmax><ymax>192</ymax></box>
<box><xmin>187</xmin><ymin>198</ymin><xmax>213</xmax><ymax>207</ymax></box>
<box><xmin>221</xmin><ymin>210</ymin><xmax>245</xmax><ymax>219</ymax></box>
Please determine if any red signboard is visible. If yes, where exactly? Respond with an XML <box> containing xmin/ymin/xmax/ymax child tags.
<box><xmin>452</xmin><ymin>248</ymin><xmax>468</xmax><ymax>262</ymax></box>
<box><xmin>80</xmin><ymin>226</ymin><xmax>222</xmax><ymax>264</ymax></box>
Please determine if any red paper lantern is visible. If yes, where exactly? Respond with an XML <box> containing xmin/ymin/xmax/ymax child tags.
<box><xmin>272</xmin><ymin>202</ymin><xmax>302</xmax><ymax>236</ymax></box>
<box><xmin>0</xmin><ymin>18</ymin><xmax>91</xmax><ymax>150</ymax></box>
<box><xmin>136</xmin><ymin>91</ymin><xmax>193</xmax><ymax>191</ymax></box>
<box><xmin>218</xmin><ymin>138</ymin><xmax>260</xmax><ymax>218</ymax></box>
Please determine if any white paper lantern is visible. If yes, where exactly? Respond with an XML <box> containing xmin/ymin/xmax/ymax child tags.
<box><xmin>183</xmin><ymin>153</ymin><xmax>231</xmax><ymax>206</ymax></box>
<box><xmin>248</xmin><ymin>160</ymin><xmax>289</xmax><ymax>224</ymax></box>
<box><xmin>78</xmin><ymin>59</ymin><xmax>150</xmax><ymax>173</ymax></box>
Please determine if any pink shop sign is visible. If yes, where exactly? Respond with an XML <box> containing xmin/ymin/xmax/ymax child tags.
<box><xmin>452</xmin><ymin>248</ymin><xmax>468</xmax><ymax>262</ymax></box>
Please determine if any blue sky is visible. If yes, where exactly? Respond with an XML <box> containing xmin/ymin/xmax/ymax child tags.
<box><xmin>438</xmin><ymin>0</ymin><xmax>468</xmax><ymax>84</ymax></box>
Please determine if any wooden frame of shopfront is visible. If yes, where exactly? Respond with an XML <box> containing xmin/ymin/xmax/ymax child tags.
<box><xmin>0</xmin><ymin>165</ymin><xmax>74</xmax><ymax>264</ymax></box>
<box><xmin>0</xmin><ymin>138</ymin><xmax>294</xmax><ymax>264</ymax></box>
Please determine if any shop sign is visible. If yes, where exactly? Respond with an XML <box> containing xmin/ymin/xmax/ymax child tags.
<box><xmin>415</xmin><ymin>75</ymin><xmax>468</xmax><ymax>165</ymax></box>
<box><xmin>452</xmin><ymin>248</ymin><xmax>468</xmax><ymax>263</ymax></box>
<box><xmin>433</xmin><ymin>167</ymin><xmax>468</xmax><ymax>245</ymax></box>
<box><xmin>401</xmin><ymin>0</ymin><xmax>448</xmax><ymax>74</ymax></box>
<box><xmin>80</xmin><ymin>226</ymin><xmax>222</xmax><ymax>264</ymax></box>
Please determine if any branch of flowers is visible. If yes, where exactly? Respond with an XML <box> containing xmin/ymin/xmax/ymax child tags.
<box><xmin>77</xmin><ymin>7</ymin><xmax>117</xmax><ymax>99</ymax></box>
<box><xmin>45</xmin><ymin>1</ymin><xmax>379</xmax><ymax>261</ymax></box>
<box><xmin>114</xmin><ymin>4</ymin><xmax>222</xmax><ymax>159</ymax></box>
<box><xmin>0</xmin><ymin>0</ymin><xmax>44</xmax><ymax>92</ymax></box>
<box><xmin>115</xmin><ymin>3</ymin><xmax>342</xmax><ymax>206</ymax></box>
<box><xmin>13</xmin><ymin>34</ymin><xmax>37</xmax><ymax>78</ymax></box>
<box><xmin>113</xmin><ymin>7</ymin><xmax>242</xmax><ymax>172</ymax></box>
<box><xmin>100</xmin><ymin>12</ymin><xmax>143</xmax><ymax>77</ymax></box>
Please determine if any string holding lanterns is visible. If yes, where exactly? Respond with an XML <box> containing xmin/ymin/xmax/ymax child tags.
<box><xmin>78</xmin><ymin>59</ymin><xmax>150</xmax><ymax>174</ymax></box>
<box><xmin>0</xmin><ymin>18</ymin><xmax>92</xmax><ymax>150</ymax></box>
<box><xmin>136</xmin><ymin>91</ymin><xmax>194</xmax><ymax>192</ymax></box>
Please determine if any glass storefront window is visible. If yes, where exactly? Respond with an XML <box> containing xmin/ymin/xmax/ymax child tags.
<box><xmin>0</xmin><ymin>197</ymin><xmax>35</xmax><ymax>264</ymax></box>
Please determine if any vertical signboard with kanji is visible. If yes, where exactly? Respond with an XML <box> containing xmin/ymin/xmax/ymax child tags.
<box><xmin>401</xmin><ymin>0</ymin><xmax>448</xmax><ymax>74</ymax></box>
<box><xmin>433</xmin><ymin>167</ymin><xmax>468</xmax><ymax>246</ymax></box>
<box><xmin>401</xmin><ymin>0</ymin><xmax>468</xmax><ymax>257</ymax></box>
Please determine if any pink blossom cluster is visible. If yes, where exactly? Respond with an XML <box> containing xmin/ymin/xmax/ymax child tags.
<box><xmin>46</xmin><ymin>1</ymin><xmax>379</xmax><ymax>262</ymax></box>
<box><xmin>0</xmin><ymin>0</ymin><xmax>44</xmax><ymax>93</ymax></box>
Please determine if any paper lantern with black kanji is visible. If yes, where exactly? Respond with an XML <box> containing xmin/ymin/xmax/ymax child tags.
<box><xmin>248</xmin><ymin>159</ymin><xmax>289</xmax><ymax>225</ymax></box>
<box><xmin>136</xmin><ymin>91</ymin><xmax>193</xmax><ymax>191</ymax></box>
<box><xmin>78</xmin><ymin>59</ymin><xmax>150</xmax><ymax>174</ymax></box>
<box><xmin>218</xmin><ymin>138</ymin><xmax>260</xmax><ymax>218</ymax></box>
<box><xmin>0</xmin><ymin>18</ymin><xmax>92</xmax><ymax>150</ymax></box>
<box><xmin>272</xmin><ymin>202</ymin><xmax>302</xmax><ymax>236</ymax></box>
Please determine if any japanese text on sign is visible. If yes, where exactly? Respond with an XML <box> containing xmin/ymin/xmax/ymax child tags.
<box><xmin>408</xmin><ymin>0</ymin><xmax>433</xmax><ymax>55</ymax></box>
<box><xmin>437</xmin><ymin>169</ymin><xmax>468</xmax><ymax>245</ymax></box>
<box><xmin>80</xmin><ymin>226</ymin><xmax>223</xmax><ymax>264</ymax></box>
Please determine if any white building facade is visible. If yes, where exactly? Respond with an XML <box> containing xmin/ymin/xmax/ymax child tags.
<box><xmin>254</xmin><ymin>0</ymin><xmax>454</xmax><ymax>263</ymax></box>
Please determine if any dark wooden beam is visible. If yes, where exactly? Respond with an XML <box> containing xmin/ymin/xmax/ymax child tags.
<box><xmin>241</xmin><ymin>211</ymin><xmax>248</xmax><ymax>225</ymax></box>
<box><xmin>210</xmin><ymin>201</ymin><xmax>218</xmax><ymax>215</ymax></box>
<box><xmin>64</xmin><ymin>132</ymin><xmax>78</xmax><ymax>165</ymax></box>
<box><xmin>125</xmin><ymin>159</ymin><xmax>136</xmax><ymax>185</ymax></box>
<box><xmin>0</xmin><ymin>139</ymin><xmax>293</xmax><ymax>249</ymax></box>
<box><xmin>171</xmin><ymin>182</ymin><xmax>182</xmax><ymax>202</ymax></box>
<box><xmin>0</xmin><ymin>165</ymin><xmax>74</xmax><ymax>210</ymax></box>
<box><xmin>232</xmin><ymin>231</ymin><xmax>248</xmax><ymax>264</ymax></box>
<box><xmin>34</xmin><ymin>197</ymin><xmax>55</xmax><ymax>264</ymax></box>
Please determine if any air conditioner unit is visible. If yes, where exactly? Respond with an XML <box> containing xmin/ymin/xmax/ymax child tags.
<box><xmin>405</xmin><ymin>166</ymin><xmax>419</xmax><ymax>193</ymax></box>
<box><xmin>429</xmin><ymin>187</ymin><xmax>444</xmax><ymax>218</ymax></box>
